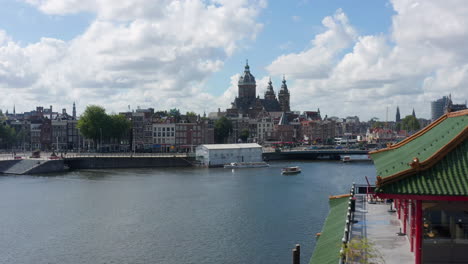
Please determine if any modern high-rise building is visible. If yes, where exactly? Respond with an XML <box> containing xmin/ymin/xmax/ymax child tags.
<box><xmin>431</xmin><ymin>96</ymin><xmax>450</xmax><ymax>121</ymax></box>
<box><xmin>431</xmin><ymin>95</ymin><xmax>467</xmax><ymax>121</ymax></box>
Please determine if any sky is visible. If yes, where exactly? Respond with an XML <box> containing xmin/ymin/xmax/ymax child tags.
<box><xmin>0</xmin><ymin>0</ymin><xmax>467</xmax><ymax>121</ymax></box>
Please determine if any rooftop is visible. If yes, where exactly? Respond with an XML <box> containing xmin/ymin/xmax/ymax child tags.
<box><xmin>199</xmin><ymin>143</ymin><xmax>262</xmax><ymax>150</ymax></box>
<box><xmin>370</xmin><ymin>110</ymin><xmax>468</xmax><ymax>189</ymax></box>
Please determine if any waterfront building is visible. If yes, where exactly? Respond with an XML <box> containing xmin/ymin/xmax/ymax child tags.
<box><xmin>300</xmin><ymin>119</ymin><xmax>335</xmax><ymax>144</ymax></box>
<box><xmin>365</xmin><ymin>128</ymin><xmax>395</xmax><ymax>143</ymax></box>
<box><xmin>195</xmin><ymin>143</ymin><xmax>262</xmax><ymax>167</ymax></box>
<box><xmin>175</xmin><ymin>120</ymin><xmax>214</xmax><ymax>152</ymax></box>
<box><xmin>256</xmin><ymin>116</ymin><xmax>274</xmax><ymax>143</ymax></box>
<box><xmin>152</xmin><ymin>123</ymin><xmax>175</xmax><ymax>152</ymax></box>
<box><xmin>370</xmin><ymin>109</ymin><xmax>468</xmax><ymax>263</ymax></box>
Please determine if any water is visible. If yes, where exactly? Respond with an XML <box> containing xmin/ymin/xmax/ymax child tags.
<box><xmin>0</xmin><ymin>161</ymin><xmax>376</xmax><ymax>264</ymax></box>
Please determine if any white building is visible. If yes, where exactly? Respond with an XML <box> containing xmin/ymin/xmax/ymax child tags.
<box><xmin>153</xmin><ymin>123</ymin><xmax>175</xmax><ymax>151</ymax></box>
<box><xmin>196</xmin><ymin>143</ymin><xmax>263</xmax><ymax>167</ymax></box>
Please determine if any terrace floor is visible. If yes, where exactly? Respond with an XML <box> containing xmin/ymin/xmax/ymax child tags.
<box><xmin>350</xmin><ymin>195</ymin><xmax>414</xmax><ymax>264</ymax></box>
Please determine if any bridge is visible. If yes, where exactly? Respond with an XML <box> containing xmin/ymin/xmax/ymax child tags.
<box><xmin>262</xmin><ymin>149</ymin><xmax>369</xmax><ymax>161</ymax></box>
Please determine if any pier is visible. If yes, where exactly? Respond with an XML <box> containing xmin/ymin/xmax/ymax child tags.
<box><xmin>262</xmin><ymin>149</ymin><xmax>369</xmax><ymax>161</ymax></box>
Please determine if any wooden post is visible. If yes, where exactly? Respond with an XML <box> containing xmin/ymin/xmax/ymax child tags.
<box><xmin>292</xmin><ymin>249</ymin><xmax>299</xmax><ymax>264</ymax></box>
<box><xmin>292</xmin><ymin>244</ymin><xmax>300</xmax><ymax>264</ymax></box>
<box><xmin>295</xmin><ymin>244</ymin><xmax>300</xmax><ymax>264</ymax></box>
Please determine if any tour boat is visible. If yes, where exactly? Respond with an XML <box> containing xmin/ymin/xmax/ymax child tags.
<box><xmin>342</xmin><ymin>156</ymin><xmax>351</xmax><ymax>163</ymax></box>
<box><xmin>223</xmin><ymin>162</ymin><xmax>270</xmax><ymax>169</ymax></box>
<box><xmin>281</xmin><ymin>166</ymin><xmax>301</xmax><ymax>174</ymax></box>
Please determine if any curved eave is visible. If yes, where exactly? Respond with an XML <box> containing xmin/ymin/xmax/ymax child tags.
<box><xmin>376</xmin><ymin>124</ymin><xmax>468</xmax><ymax>188</ymax></box>
<box><xmin>370</xmin><ymin>109</ymin><xmax>468</xmax><ymax>155</ymax></box>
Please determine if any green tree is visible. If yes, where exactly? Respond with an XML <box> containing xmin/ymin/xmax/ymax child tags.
<box><xmin>239</xmin><ymin>128</ymin><xmax>249</xmax><ymax>142</ymax></box>
<box><xmin>214</xmin><ymin>116</ymin><xmax>232</xmax><ymax>143</ymax></box>
<box><xmin>109</xmin><ymin>114</ymin><xmax>131</xmax><ymax>142</ymax></box>
<box><xmin>169</xmin><ymin>108</ymin><xmax>181</xmax><ymax>122</ymax></box>
<box><xmin>77</xmin><ymin>105</ymin><xmax>110</xmax><ymax>148</ymax></box>
<box><xmin>401</xmin><ymin>115</ymin><xmax>420</xmax><ymax>132</ymax></box>
<box><xmin>0</xmin><ymin>122</ymin><xmax>15</xmax><ymax>149</ymax></box>
<box><xmin>186</xmin><ymin>111</ymin><xmax>197</xmax><ymax>117</ymax></box>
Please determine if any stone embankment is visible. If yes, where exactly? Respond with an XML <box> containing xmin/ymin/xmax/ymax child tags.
<box><xmin>0</xmin><ymin>155</ymin><xmax>195</xmax><ymax>175</ymax></box>
<box><xmin>0</xmin><ymin>159</ymin><xmax>66</xmax><ymax>175</ymax></box>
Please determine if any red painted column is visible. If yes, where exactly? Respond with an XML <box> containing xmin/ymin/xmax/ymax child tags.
<box><xmin>403</xmin><ymin>199</ymin><xmax>408</xmax><ymax>233</ymax></box>
<box><xmin>410</xmin><ymin>200</ymin><xmax>414</xmax><ymax>252</ymax></box>
<box><xmin>397</xmin><ymin>199</ymin><xmax>402</xmax><ymax>219</ymax></box>
<box><xmin>415</xmin><ymin>200</ymin><xmax>422</xmax><ymax>264</ymax></box>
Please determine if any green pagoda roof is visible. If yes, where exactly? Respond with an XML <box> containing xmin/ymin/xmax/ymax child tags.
<box><xmin>309</xmin><ymin>195</ymin><xmax>349</xmax><ymax>264</ymax></box>
<box><xmin>376</xmin><ymin>139</ymin><xmax>468</xmax><ymax>195</ymax></box>
<box><xmin>370</xmin><ymin>110</ymin><xmax>468</xmax><ymax>195</ymax></box>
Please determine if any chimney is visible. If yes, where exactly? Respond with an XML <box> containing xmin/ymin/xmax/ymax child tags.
<box><xmin>62</xmin><ymin>108</ymin><xmax>66</xmax><ymax>115</ymax></box>
<box><xmin>50</xmin><ymin>105</ymin><xmax>53</xmax><ymax>119</ymax></box>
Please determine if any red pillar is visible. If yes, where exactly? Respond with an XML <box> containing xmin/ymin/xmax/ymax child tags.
<box><xmin>415</xmin><ymin>200</ymin><xmax>422</xmax><ymax>264</ymax></box>
<box><xmin>410</xmin><ymin>200</ymin><xmax>415</xmax><ymax>252</ymax></box>
<box><xmin>403</xmin><ymin>199</ymin><xmax>408</xmax><ymax>233</ymax></box>
<box><xmin>397</xmin><ymin>199</ymin><xmax>402</xmax><ymax>219</ymax></box>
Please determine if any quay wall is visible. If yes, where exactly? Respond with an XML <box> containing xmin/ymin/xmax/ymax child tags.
<box><xmin>27</xmin><ymin>160</ymin><xmax>67</xmax><ymax>174</ymax></box>
<box><xmin>65</xmin><ymin>157</ymin><xmax>194</xmax><ymax>170</ymax></box>
<box><xmin>0</xmin><ymin>160</ymin><xmax>20</xmax><ymax>173</ymax></box>
<box><xmin>263</xmin><ymin>152</ymin><xmax>339</xmax><ymax>161</ymax></box>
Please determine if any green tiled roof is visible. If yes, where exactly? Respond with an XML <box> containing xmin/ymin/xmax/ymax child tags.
<box><xmin>376</xmin><ymin>139</ymin><xmax>468</xmax><ymax>195</ymax></box>
<box><xmin>309</xmin><ymin>196</ymin><xmax>348</xmax><ymax>264</ymax></box>
<box><xmin>371</xmin><ymin>113</ymin><xmax>468</xmax><ymax>179</ymax></box>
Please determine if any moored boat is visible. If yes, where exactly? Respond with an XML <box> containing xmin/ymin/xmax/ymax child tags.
<box><xmin>342</xmin><ymin>156</ymin><xmax>351</xmax><ymax>162</ymax></box>
<box><xmin>281</xmin><ymin>166</ymin><xmax>301</xmax><ymax>174</ymax></box>
<box><xmin>223</xmin><ymin>162</ymin><xmax>270</xmax><ymax>168</ymax></box>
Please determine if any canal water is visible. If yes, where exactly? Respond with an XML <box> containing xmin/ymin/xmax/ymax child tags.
<box><xmin>0</xmin><ymin>161</ymin><xmax>376</xmax><ymax>264</ymax></box>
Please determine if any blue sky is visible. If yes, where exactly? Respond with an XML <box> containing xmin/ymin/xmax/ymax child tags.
<box><xmin>0</xmin><ymin>0</ymin><xmax>466</xmax><ymax>120</ymax></box>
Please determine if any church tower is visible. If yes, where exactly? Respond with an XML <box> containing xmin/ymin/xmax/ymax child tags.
<box><xmin>73</xmin><ymin>102</ymin><xmax>76</xmax><ymax>120</ymax></box>
<box><xmin>238</xmin><ymin>60</ymin><xmax>256</xmax><ymax>99</ymax></box>
<box><xmin>278</xmin><ymin>75</ymin><xmax>290</xmax><ymax>112</ymax></box>
<box><xmin>264</xmin><ymin>77</ymin><xmax>276</xmax><ymax>100</ymax></box>
<box><xmin>396</xmin><ymin>106</ymin><xmax>401</xmax><ymax>122</ymax></box>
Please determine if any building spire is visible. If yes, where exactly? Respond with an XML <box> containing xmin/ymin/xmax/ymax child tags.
<box><xmin>396</xmin><ymin>106</ymin><xmax>401</xmax><ymax>122</ymax></box>
<box><xmin>73</xmin><ymin>101</ymin><xmax>76</xmax><ymax>119</ymax></box>
<box><xmin>412</xmin><ymin>108</ymin><xmax>416</xmax><ymax>118</ymax></box>
<box><xmin>244</xmin><ymin>59</ymin><xmax>250</xmax><ymax>72</ymax></box>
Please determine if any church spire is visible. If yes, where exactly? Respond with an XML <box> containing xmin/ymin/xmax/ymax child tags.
<box><xmin>264</xmin><ymin>77</ymin><xmax>276</xmax><ymax>100</ymax></box>
<box><xmin>396</xmin><ymin>106</ymin><xmax>401</xmax><ymax>122</ymax></box>
<box><xmin>73</xmin><ymin>102</ymin><xmax>76</xmax><ymax>119</ymax></box>
<box><xmin>412</xmin><ymin>108</ymin><xmax>416</xmax><ymax>118</ymax></box>
<box><xmin>278</xmin><ymin>75</ymin><xmax>290</xmax><ymax>112</ymax></box>
<box><xmin>244</xmin><ymin>59</ymin><xmax>250</xmax><ymax>72</ymax></box>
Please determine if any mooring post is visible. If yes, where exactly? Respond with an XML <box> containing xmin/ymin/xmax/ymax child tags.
<box><xmin>292</xmin><ymin>244</ymin><xmax>300</xmax><ymax>264</ymax></box>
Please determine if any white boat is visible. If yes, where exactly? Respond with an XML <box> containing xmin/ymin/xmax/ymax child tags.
<box><xmin>223</xmin><ymin>162</ymin><xmax>270</xmax><ymax>168</ymax></box>
<box><xmin>281</xmin><ymin>166</ymin><xmax>301</xmax><ymax>174</ymax></box>
<box><xmin>342</xmin><ymin>156</ymin><xmax>351</xmax><ymax>163</ymax></box>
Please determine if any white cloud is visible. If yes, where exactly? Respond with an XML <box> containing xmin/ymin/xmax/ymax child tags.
<box><xmin>266</xmin><ymin>1</ymin><xmax>468</xmax><ymax>120</ymax></box>
<box><xmin>267</xmin><ymin>9</ymin><xmax>357</xmax><ymax>79</ymax></box>
<box><xmin>0</xmin><ymin>0</ymin><xmax>265</xmax><ymax>114</ymax></box>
